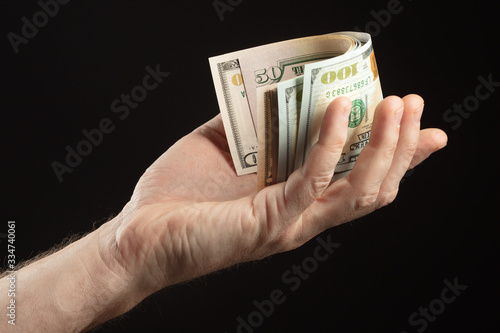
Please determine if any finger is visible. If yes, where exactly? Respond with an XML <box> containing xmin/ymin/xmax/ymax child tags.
<box><xmin>377</xmin><ymin>94</ymin><xmax>424</xmax><ymax>204</ymax></box>
<box><xmin>282</xmin><ymin>96</ymin><xmax>352</xmax><ymax>220</ymax></box>
<box><xmin>300</xmin><ymin>100</ymin><xmax>447</xmax><ymax>237</ymax></box>
<box><xmin>345</xmin><ymin>95</ymin><xmax>404</xmax><ymax>211</ymax></box>
<box><xmin>409</xmin><ymin>128</ymin><xmax>448</xmax><ymax>169</ymax></box>
<box><xmin>298</xmin><ymin>96</ymin><xmax>404</xmax><ymax>236</ymax></box>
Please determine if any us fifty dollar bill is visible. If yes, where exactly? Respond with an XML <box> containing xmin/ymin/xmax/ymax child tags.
<box><xmin>209</xmin><ymin>34</ymin><xmax>356</xmax><ymax>175</ymax></box>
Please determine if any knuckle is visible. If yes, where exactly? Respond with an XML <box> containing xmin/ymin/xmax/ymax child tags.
<box><xmin>377</xmin><ymin>188</ymin><xmax>399</xmax><ymax>208</ymax></box>
<box><xmin>381</xmin><ymin>144</ymin><xmax>398</xmax><ymax>160</ymax></box>
<box><xmin>353</xmin><ymin>186</ymin><xmax>398</xmax><ymax>212</ymax></box>
<box><xmin>322</xmin><ymin>138</ymin><xmax>346</xmax><ymax>155</ymax></box>
<box><xmin>309</xmin><ymin>174</ymin><xmax>333</xmax><ymax>196</ymax></box>
<box><xmin>402</xmin><ymin>141</ymin><xmax>419</xmax><ymax>161</ymax></box>
<box><xmin>354</xmin><ymin>189</ymin><xmax>380</xmax><ymax>211</ymax></box>
<box><xmin>301</xmin><ymin>167</ymin><xmax>332</xmax><ymax>199</ymax></box>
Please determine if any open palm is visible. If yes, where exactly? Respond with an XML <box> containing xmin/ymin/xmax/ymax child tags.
<box><xmin>113</xmin><ymin>95</ymin><xmax>447</xmax><ymax>294</ymax></box>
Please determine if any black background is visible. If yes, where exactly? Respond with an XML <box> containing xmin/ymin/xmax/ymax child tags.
<box><xmin>2</xmin><ymin>0</ymin><xmax>499</xmax><ymax>332</ymax></box>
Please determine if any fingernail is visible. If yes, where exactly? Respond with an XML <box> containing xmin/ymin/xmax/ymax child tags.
<box><xmin>394</xmin><ymin>107</ymin><xmax>404</xmax><ymax>126</ymax></box>
<box><xmin>344</xmin><ymin>105</ymin><xmax>352</xmax><ymax>121</ymax></box>
<box><xmin>434</xmin><ymin>130</ymin><xmax>448</xmax><ymax>149</ymax></box>
<box><xmin>414</xmin><ymin>104</ymin><xmax>424</xmax><ymax>125</ymax></box>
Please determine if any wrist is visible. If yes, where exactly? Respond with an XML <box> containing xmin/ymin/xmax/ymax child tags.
<box><xmin>0</xmin><ymin>216</ymin><xmax>140</xmax><ymax>332</ymax></box>
<box><xmin>68</xmin><ymin>216</ymin><xmax>144</xmax><ymax>331</ymax></box>
<box><xmin>19</xmin><ymin>216</ymin><xmax>144</xmax><ymax>332</ymax></box>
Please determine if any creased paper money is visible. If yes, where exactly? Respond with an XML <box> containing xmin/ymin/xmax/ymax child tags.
<box><xmin>209</xmin><ymin>32</ymin><xmax>383</xmax><ymax>188</ymax></box>
<box><xmin>295</xmin><ymin>32</ymin><xmax>383</xmax><ymax>182</ymax></box>
<box><xmin>209</xmin><ymin>34</ymin><xmax>355</xmax><ymax>175</ymax></box>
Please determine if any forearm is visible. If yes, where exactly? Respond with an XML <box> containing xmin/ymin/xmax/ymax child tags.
<box><xmin>0</xmin><ymin>218</ymin><xmax>140</xmax><ymax>332</ymax></box>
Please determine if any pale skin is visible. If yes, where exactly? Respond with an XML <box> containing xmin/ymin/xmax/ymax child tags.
<box><xmin>0</xmin><ymin>94</ymin><xmax>447</xmax><ymax>332</ymax></box>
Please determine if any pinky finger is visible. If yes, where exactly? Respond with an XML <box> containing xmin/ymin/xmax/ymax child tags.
<box><xmin>409</xmin><ymin>128</ymin><xmax>448</xmax><ymax>169</ymax></box>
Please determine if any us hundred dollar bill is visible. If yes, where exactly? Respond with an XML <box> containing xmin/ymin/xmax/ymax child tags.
<box><xmin>276</xmin><ymin>76</ymin><xmax>303</xmax><ymax>183</ymax></box>
<box><xmin>209</xmin><ymin>34</ymin><xmax>356</xmax><ymax>176</ymax></box>
<box><xmin>295</xmin><ymin>32</ymin><xmax>383</xmax><ymax>181</ymax></box>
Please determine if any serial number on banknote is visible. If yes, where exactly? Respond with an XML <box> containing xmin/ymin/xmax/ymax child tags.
<box><xmin>325</xmin><ymin>76</ymin><xmax>373</xmax><ymax>98</ymax></box>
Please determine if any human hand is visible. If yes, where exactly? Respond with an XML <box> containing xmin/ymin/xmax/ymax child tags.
<box><xmin>107</xmin><ymin>94</ymin><xmax>447</xmax><ymax>297</ymax></box>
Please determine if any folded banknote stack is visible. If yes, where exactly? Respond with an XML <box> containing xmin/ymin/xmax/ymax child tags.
<box><xmin>209</xmin><ymin>31</ymin><xmax>383</xmax><ymax>189</ymax></box>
